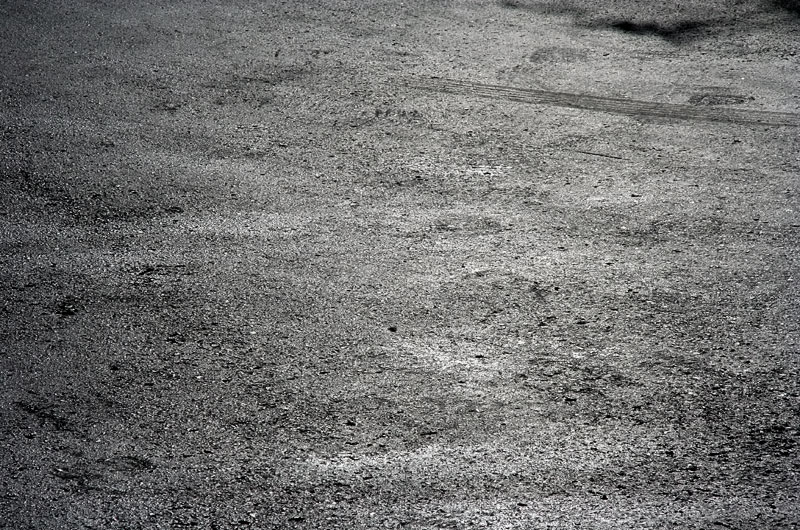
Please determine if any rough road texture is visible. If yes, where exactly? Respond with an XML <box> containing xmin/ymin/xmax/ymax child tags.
<box><xmin>1</xmin><ymin>0</ymin><xmax>799</xmax><ymax>528</ymax></box>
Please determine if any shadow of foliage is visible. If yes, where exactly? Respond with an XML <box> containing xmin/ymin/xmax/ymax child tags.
<box><xmin>499</xmin><ymin>0</ymin><xmax>798</xmax><ymax>44</ymax></box>
<box><xmin>587</xmin><ymin>19</ymin><xmax>709</xmax><ymax>43</ymax></box>
<box><xmin>772</xmin><ymin>0</ymin><xmax>800</xmax><ymax>15</ymax></box>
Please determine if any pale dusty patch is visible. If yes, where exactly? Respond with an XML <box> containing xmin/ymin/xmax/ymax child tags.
<box><xmin>396</xmin><ymin>338</ymin><xmax>503</xmax><ymax>376</ymax></box>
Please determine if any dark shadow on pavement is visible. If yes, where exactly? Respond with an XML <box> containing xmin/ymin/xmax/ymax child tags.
<box><xmin>587</xmin><ymin>19</ymin><xmax>709</xmax><ymax>43</ymax></box>
<box><xmin>772</xmin><ymin>0</ymin><xmax>800</xmax><ymax>15</ymax></box>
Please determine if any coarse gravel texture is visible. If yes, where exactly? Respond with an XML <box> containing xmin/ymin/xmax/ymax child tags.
<box><xmin>1</xmin><ymin>0</ymin><xmax>799</xmax><ymax>528</ymax></box>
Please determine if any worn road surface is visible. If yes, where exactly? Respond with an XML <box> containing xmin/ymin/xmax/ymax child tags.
<box><xmin>2</xmin><ymin>0</ymin><xmax>799</xmax><ymax>528</ymax></box>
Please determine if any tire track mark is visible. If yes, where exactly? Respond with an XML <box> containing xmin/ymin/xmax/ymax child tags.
<box><xmin>405</xmin><ymin>77</ymin><xmax>800</xmax><ymax>127</ymax></box>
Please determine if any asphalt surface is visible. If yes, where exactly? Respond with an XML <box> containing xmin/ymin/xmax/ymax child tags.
<box><xmin>1</xmin><ymin>0</ymin><xmax>799</xmax><ymax>528</ymax></box>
